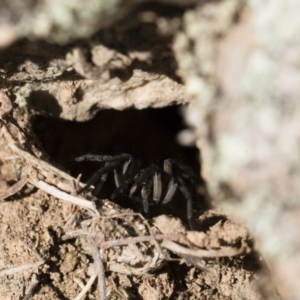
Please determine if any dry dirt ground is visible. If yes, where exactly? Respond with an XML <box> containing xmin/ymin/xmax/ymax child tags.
<box><xmin>0</xmin><ymin>181</ymin><xmax>266</xmax><ymax>300</ymax></box>
<box><xmin>0</xmin><ymin>111</ymin><xmax>277</xmax><ymax>300</ymax></box>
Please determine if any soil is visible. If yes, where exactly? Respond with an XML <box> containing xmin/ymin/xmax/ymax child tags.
<box><xmin>0</xmin><ymin>182</ymin><xmax>265</xmax><ymax>300</ymax></box>
<box><xmin>0</xmin><ymin>108</ymin><xmax>276</xmax><ymax>300</ymax></box>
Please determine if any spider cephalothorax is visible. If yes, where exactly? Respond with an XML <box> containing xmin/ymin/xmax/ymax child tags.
<box><xmin>71</xmin><ymin>153</ymin><xmax>203</xmax><ymax>229</ymax></box>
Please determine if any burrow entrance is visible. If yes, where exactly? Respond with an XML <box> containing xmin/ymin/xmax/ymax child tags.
<box><xmin>32</xmin><ymin>106</ymin><xmax>203</xmax><ymax>225</ymax></box>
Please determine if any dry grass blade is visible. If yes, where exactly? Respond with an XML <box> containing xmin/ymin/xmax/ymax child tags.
<box><xmin>0</xmin><ymin>261</ymin><xmax>44</xmax><ymax>277</ymax></box>
<box><xmin>81</xmin><ymin>222</ymin><xmax>106</xmax><ymax>300</ymax></box>
<box><xmin>0</xmin><ymin>177</ymin><xmax>27</xmax><ymax>200</ymax></box>
<box><xmin>91</xmin><ymin>245</ymin><xmax>106</xmax><ymax>300</ymax></box>
<box><xmin>73</xmin><ymin>274</ymin><xmax>97</xmax><ymax>300</ymax></box>
<box><xmin>29</xmin><ymin>178</ymin><xmax>99</xmax><ymax>215</ymax></box>
<box><xmin>96</xmin><ymin>234</ymin><xmax>182</xmax><ymax>249</ymax></box>
<box><xmin>161</xmin><ymin>240</ymin><xmax>247</xmax><ymax>258</ymax></box>
<box><xmin>22</xmin><ymin>274</ymin><xmax>39</xmax><ymax>300</ymax></box>
<box><xmin>6</xmin><ymin>141</ymin><xmax>76</xmax><ymax>185</ymax></box>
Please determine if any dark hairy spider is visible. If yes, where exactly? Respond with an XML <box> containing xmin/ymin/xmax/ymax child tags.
<box><xmin>71</xmin><ymin>153</ymin><xmax>203</xmax><ymax>230</ymax></box>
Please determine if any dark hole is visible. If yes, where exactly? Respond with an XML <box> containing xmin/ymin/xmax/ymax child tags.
<box><xmin>27</xmin><ymin>91</ymin><xmax>63</xmax><ymax>117</ymax></box>
<box><xmin>32</xmin><ymin>106</ymin><xmax>203</xmax><ymax>224</ymax></box>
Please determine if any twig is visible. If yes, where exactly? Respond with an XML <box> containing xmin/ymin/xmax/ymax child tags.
<box><xmin>2</xmin><ymin>127</ymin><xmax>97</xmax><ymax>211</ymax></box>
<box><xmin>3</xmin><ymin>129</ymin><xmax>99</xmax><ymax>214</ymax></box>
<box><xmin>29</xmin><ymin>179</ymin><xmax>99</xmax><ymax>216</ymax></box>
<box><xmin>107</xmin><ymin>278</ymin><xmax>129</xmax><ymax>299</ymax></box>
<box><xmin>96</xmin><ymin>234</ymin><xmax>181</xmax><ymax>249</ymax></box>
<box><xmin>91</xmin><ymin>243</ymin><xmax>106</xmax><ymax>300</ymax></box>
<box><xmin>22</xmin><ymin>274</ymin><xmax>39</xmax><ymax>300</ymax></box>
<box><xmin>107</xmin><ymin>260</ymin><xmax>165</xmax><ymax>276</ymax></box>
<box><xmin>161</xmin><ymin>240</ymin><xmax>246</xmax><ymax>258</ymax></box>
<box><xmin>7</xmin><ymin>142</ymin><xmax>76</xmax><ymax>184</ymax></box>
<box><xmin>73</xmin><ymin>274</ymin><xmax>97</xmax><ymax>300</ymax></box>
<box><xmin>73</xmin><ymin>277</ymin><xmax>86</xmax><ymax>289</ymax></box>
<box><xmin>101</xmin><ymin>212</ymin><xmax>163</xmax><ymax>254</ymax></box>
<box><xmin>2</xmin><ymin>133</ymin><xmax>84</xmax><ymax>194</ymax></box>
<box><xmin>0</xmin><ymin>177</ymin><xmax>27</xmax><ymax>200</ymax></box>
<box><xmin>0</xmin><ymin>261</ymin><xmax>44</xmax><ymax>277</ymax></box>
<box><xmin>62</xmin><ymin>231</ymin><xmax>183</xmax><ymax>249</ymax></box>
<box><xmin>82</xmin><ymin>223</ymin><xmax>106</xmax><ymax>300</ymax></box>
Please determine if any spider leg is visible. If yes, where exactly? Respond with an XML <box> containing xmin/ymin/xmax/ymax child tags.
<box><xmin>128</xmin><ymin>170</ymin><xmax>142</xmax><ymax>196</ymax></box>
<box><xmin>78</xmin><ymin>161</ymin><xmax>123</xmax><ymax>194</ymax></box>
<box><xmin>177</xmin><ymin>176</ymin><xmax>196</xmax><ymax>230</ymax></box>
<box><xmin>129</xmin><ymin>181</ymin><xmax>140</xmax><ymax>196</ymax></box>
<box><xmin>163</xmin><ymin>159</ymin><xmax>173</xmax><ymax>175</ymax></box>
<box><xmin>74</xmin><ymin>153</ymin><xmax>133</xmax><ymax>163</ymax></box>
<box><xmin>114</xmin><ymin>167</ymin><xmax>125</xmax><ymax>188</ymax></box>
<box><xmin>123</xmin><ymin>160</ymin><xmax>141</xmax><ymax>179</ymax></box>
<box><xmin>153</xmin><ymin>171</ymin><xmax>162</xmax><ymax>202</ymax></box>
<box><xmin>110</xmin><ymin>180</ymin><xmax>133</xmax><ymax>199</ymax></box>
<box><xmin>74</xmin><ymin>154</ymin><xmax>113</xmax><ymax>163</ymax></box>
<box><xmin>66</xmin><ymin>154</ymin><xmax>112</xmax><ymax>166</ymax></box>
<box><xmin>169</xmin><ymin>159</ymin><xmax>201</xmax><ymax>184</ymax></box>
<box><xmin>93</xmin><ymin>162</ymin><xmax>109</xmax><ymax>196</ymax></box>
<box><xmin>129</xmin><ymin>165</ymin><xmax>158</xmax><ymax>197</ymax></box>
<box><xmin>141</xmin><ymin>182</ymin><xmax>152</xmax><ymax>215</ymax></box>
<box><xmin>114</xmin><ymin>157</ymin><xmax>141</xmax><ymax>189</ymax></box>
<box><xmin>161</xmin><ymin>177</ymin><xmax>178</xmax><ymax>204</ymax></box>
<box><xmin>75</xmin><ymin>154</ymin><xmax>134</xmax><ymax>194</ymax></box>
<box><xmin>110</xmin><ymin>159</ymin><xmax>140</xmax><ymax>199</ymax></box>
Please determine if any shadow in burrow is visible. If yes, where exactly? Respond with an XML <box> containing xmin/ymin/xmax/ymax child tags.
<box><xmin>31</xmin><ymin>105</ymin><xmax>211</xmax><ymax>227</ymax></box>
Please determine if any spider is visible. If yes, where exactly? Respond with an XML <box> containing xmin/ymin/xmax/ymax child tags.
<box><xmin>70</xmin><ymin>153</ymin><xmax>203</xmax><ymax>230</ymax></box>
